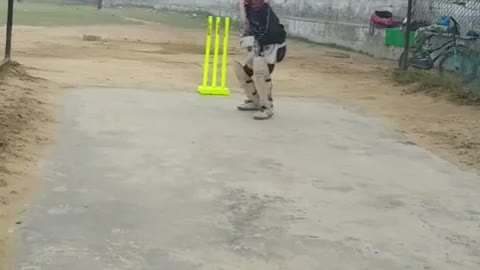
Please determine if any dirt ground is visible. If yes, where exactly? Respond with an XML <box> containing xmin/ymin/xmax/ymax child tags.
<box><xmin>1</xmin><ymin>18</ymin><xmax>480</xmax><ymax>269</ymax></box>
<box><xmin>11</xmin><ymin>23</ymin><xmax>480</xmax><ymax>169</ymax></box>
<box><xmin>0</xmin><ymin>62</ymin><xmax>59</xmax><ymax>268</ymax></box>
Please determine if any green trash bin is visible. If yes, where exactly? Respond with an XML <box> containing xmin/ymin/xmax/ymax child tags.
<box><xmin>385</xmin><ymin>28</ymin><xmax>415</xmax><ymax>48</ymax></box>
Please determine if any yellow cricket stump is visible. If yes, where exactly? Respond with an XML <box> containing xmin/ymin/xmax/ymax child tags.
<box><xmin>197</xmin><ymin>16</ymin><xmax>231</xmax><ymax>96</ymax></box>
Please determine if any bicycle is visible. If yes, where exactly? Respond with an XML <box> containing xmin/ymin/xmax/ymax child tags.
<box><xmin>398</xmin><ymin>16</ymin><xmax>477</xmax><ymax>83</ymax></box>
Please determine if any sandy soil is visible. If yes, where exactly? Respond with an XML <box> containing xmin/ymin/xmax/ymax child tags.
<box><xmin>10</xmin><ymin>23</ymin><xmax>480</xmax><ymax>171</ymax></box>
<box><xmin>0</xmin><ymin>20</ymin><xmax>480</xmax><ymax>268</ymax></box>
<box><xmin>0</xmin><ymin>62</ymin><xmax>59</xmax><ymax>269</ymax></box>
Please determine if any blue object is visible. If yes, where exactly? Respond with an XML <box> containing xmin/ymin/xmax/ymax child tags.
<box><xmin>440</xmin><ymin>16</ymin><xmax>450</xmax><ymax>30</ymax></box>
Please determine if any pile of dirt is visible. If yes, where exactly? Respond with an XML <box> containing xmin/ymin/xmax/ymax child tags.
<box><xmin>0</xmin><ymin>62</ymin><xmax>58</xmax><ymax>269</ymax></box>
<box><xmin>0</xmin><ymin>62</ymin><xmax>48</xmax><ymax>170</ymax></box>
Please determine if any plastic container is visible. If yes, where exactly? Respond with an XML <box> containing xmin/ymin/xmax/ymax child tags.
<box><xmin>385</xmin><ymin>28</ymin><xmax>416</xmax><ymax>48</ymax></box>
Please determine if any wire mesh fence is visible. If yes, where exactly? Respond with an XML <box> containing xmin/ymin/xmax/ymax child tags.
<box><xmin>413</xmin><ymin>0</ymin><xmax>480</xmax><ymax>35</ymax></box>
<box><xmin>400</xmin><ymin>0</ymin><xmax>480</xmax><ymax>99</ymax></box>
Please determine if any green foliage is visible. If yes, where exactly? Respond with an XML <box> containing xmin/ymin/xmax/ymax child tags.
<box><xmin>0</xmin><ymin>1</ymin><xmax>211</xmax><ymax>27</ymax></box>
<box><xmin>0</xmin><ymin>2</ymin><xmax>134</xmax><ymax>26</ymax></box>
<box><xmin>392</xmin><ymin>69</ymin><xmax>480</xmax><ymax>104</ymax></box>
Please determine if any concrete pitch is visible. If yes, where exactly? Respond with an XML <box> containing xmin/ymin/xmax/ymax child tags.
<box><xmin>15</xmin><ymin>88</ymin><xmax>480</xmax><ymax>270</ymax></box>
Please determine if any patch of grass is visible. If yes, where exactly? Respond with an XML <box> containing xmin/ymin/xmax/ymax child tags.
<box><xmin>0</xmin><ymin>2</ymin><xmax>135</xmax><ymax>26</ymax></box>
<box><xmin>392</xmin><ymin>69</ymin><xmax>460</xmax><ymax>90</ymax></box>
<box><xmin>0</xmin><ymin>1</ymin><xmax>218</xmax><ymax>28</ymax></box>
<box><xmin>392</xmin><ymin>69</ymin><xmax>480</xmax><ymax>104</ymax></box>
<box><xmin>111</xmin><ymin>6</ymin><xmax>242</xmax><ymax>29</ymax></box>
<box><xmin>110</xmin><ymin>7</ymin><xmax>210</xmax><ymax>29</ymax></box>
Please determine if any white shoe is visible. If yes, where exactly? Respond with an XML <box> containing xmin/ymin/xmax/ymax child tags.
<box><xmin>237</xmin><ymin>100</ymin><xmax>259</xmax><ymax>111</ymax></box>
<box><xmin>253</xmin><ymin>106</ymin><xmax>274</xmax><ymax>120</ymax></box>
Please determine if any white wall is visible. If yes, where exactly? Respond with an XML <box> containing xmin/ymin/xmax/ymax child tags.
<box><xmin>111</xmin><ymin>0</ymin><xmax>409</xmax><ymax>59</ymax></box>
<box><xmin>112</xmin><ymin>0</ymin><xmax>407</xmax><ymax>24</ymax></box>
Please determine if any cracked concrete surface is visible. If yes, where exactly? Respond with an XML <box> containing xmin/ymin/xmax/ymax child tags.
<box><xmin>14</xmin><ymin>88</ymin><xmax>480</xmax><ymax>269</ymax></box>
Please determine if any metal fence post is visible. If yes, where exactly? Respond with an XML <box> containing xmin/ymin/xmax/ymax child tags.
<box><xmin>5</xmin><ymin>0</ymin><xmax>14</xmax><ymax>60</ymax></box>
<box><xmin>402</xmin><ymin>0</ymin><xmax>414</xmax><ymax>70</ymax></box>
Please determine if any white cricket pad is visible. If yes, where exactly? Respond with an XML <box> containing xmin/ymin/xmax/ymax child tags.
<box><xmin>233</xmin><ymin>61</ymin><xmax>259</xmax><ymax>104</ymax></box>
<box><xmin>240</xmin><ymin>36</ymin><xmax>255</xmax><ymax>49</ymax></box>
<box><xmin>233</xmin><ymin>60</ymin><xmax>250</xmax><ymax>82</ymax></box>
<box><xmin>252</xmin><ymin>57</ymin><xmax>273</xmax><ymax>108</ymax></box>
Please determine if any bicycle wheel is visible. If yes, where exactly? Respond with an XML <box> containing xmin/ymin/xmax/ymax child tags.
<box><xmin>438</xmin><ymin>45</ymin><xmax>478</xmax><ymax>83</ymax></box>
<box><xmin>398</xmin><ymin>50</ymin><xmax>416</xmax><ymax>69</ymax></box>
<box><xmin>464</xmin><ymin>58</ymin><xmax>480</xmax><ymax>100</ymax></box>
